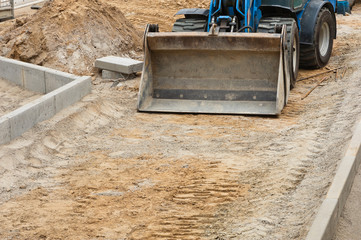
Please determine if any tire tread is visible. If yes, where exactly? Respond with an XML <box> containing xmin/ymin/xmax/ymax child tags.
<box><xmin>172</xmin><ymin>18</ymin><xmax>207</xmax><ymax>32</ymax></box>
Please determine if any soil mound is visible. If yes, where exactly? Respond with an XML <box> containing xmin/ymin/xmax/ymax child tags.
<box><xmin>0</xmin><ymin>0</ymin><xmax>142</xmax><ymax>75</ymax></box>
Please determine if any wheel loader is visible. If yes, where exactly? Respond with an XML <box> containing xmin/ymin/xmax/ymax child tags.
<box><xmin>138</xmin><ymin>0</ymin><xmax>337</xmax><ymax>115</ymax></box>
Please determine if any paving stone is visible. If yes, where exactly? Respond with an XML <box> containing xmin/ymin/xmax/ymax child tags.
<box><xmin>0</xmin><ymin>117</ymin><xmax>10</xmax><ymax>145</ymax></box>
<box><xmin>95</xmin><ymin>56</ymin><xmax>143</xmax><ymax>74</ymax></box>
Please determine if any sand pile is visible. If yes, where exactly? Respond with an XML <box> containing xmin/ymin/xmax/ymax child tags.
<box><xmin>0</xmin><ymin>0</ymin><xmax>142</xmax><ymax>75</ymax></box>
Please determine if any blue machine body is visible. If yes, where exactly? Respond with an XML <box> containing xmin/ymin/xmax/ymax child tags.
<box><xmin>336</xmin><ymin>1</ymin><xmax>351</xmax><ymax>14</ymax></box>
<box><xmin>203</xmin><ymin>0</ymin><xmax>336</xmax><ymax>43</ymax></box>
<box><xmin>207</xmin><ymin>0</ymin><xmax>263</xmax><ymax>32</ymax></box>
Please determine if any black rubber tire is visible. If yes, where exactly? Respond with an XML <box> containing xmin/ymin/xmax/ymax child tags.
<box><xmin>172</xmin><ymin>18</ymin><xmax>207</xmax><ymax>32</ymax></box>
<box><xmin>300</xmin><ymin>8</ymin><xmax>336</xmax><ymax>69</ymax></box>
<box><xmin>258</xmin><ymin>18</ymin><xmax>300</xmax><ymax>89</ymax></box>
<box><xmin>148</xmin><ymin>24</ymin><xmax>159</xmax><ymax>32</ymax></box>
<box><xmin>143</xmin><ymin>24</ymin><xmax>159</xmax><ymax>50</ymax></box>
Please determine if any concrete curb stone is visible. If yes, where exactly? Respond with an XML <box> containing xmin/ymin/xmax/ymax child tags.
<box><xmin>0</xmin><ymin>57</ymin><xmax>92</xmax><ymax>146</ymax></box>
<box><xmin>306</xmin><ymin>118</ymin><xmax>361</xmax><ymax>240</ymax></box>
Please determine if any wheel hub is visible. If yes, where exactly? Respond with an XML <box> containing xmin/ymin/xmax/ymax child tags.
<box><xmin>319</xmin><ymin>22</ymin><xmax>330</xmax><ymax>57</ymax></box>
<box><xmin>292</xmin><ymin>35</ymin><xmax>297</xmax><ymax>72</ymax></box>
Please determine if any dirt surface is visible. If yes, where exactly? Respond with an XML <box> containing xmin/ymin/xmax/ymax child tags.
<box><xmin>0</xmin><ymin>1</ymin><xmax>361</xmax><ymax>240</ymax></box>
<box><xmin>0</xmin><ymin>78</ymin><xmax>41</xmax><ymax>116</ymax></box>
<box><xmin>107</xmin><ymin>0</ymin><xmax>209</xmax><ymax>32</ymax></box>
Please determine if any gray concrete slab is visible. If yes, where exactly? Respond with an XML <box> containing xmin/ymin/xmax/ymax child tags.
<box><xmin>33</xmin><ymin>94</ymin><xmax>57</xmax><ymax>122</ymax></box>
<box><xmin>45</xmin><ymin>70</ymin><xmax>76</xmax><ymax>93</ymax></box>
<box><xmin>7</xmin><ymin>94</ymin><xmax>55</xmax><ymax>139</ymax></box>
<box><xmin>0</xmin><ymin>57</ymin><xmax>92</xmax><ymax>145</ymax></box>
<box><xmin>0</xmin><ymin>58</ymin><xmax>22</xmax><ymax>85</ymax></box>
<box><xmin>306</xmin><ymin>199</ymin><xmax>339</xmax><ymax>240</ymax></box>
<box><xmin>0</xmin><ymin>56</ymin><xmax>77</xmax><ymax>94</ymax></box>
<box><xmin>334</xmin><ymin>165</ymin><xmax>361</xmax><ymax>240</ymax></box>
<box><xmin>53</xmin><ymin>76</ymin><xmax>92</xmax><ymax>113</ymax></box>
<box><xmin>327</xmin><ymin>155</ymin><xmax>358</xmax><ymax>218</ymax></box>
<box><xmin>101</xmin><ymin>69</ymin><xmax>136</xmax><ymax>80</ymax></box>
<box><xmin>101</xmin><ymin>69</ymin><xmax>124</xmax><ymax>79</ymax></box>
<box><xmin>95</xmin><ymin>56</ymin><xmax>143</xmax><ymax>74</ymax></box>
<box><xmin>3</xmin><ymin>75</ymin><xmax>91</xmax><ymax>143</ymax></box>
<box><xmin>22</xmin><ymin>65</ymin><xmax>46</xmax><ymax>93</ymax></box>
<box><xmin>0</xmin><ymin>117</ymin><xmax>10</xmax><ymax>146</ymax></box>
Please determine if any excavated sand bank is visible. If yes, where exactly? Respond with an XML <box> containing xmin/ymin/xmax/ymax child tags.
<box><xmin>0</xmin><ymin>0</ymin><xmax>142</xmax><ymax>75</ymax></box>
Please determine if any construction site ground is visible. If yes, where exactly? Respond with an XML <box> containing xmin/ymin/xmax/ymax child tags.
<box><xmin>0</xmin><ymin>1</ymin><xmax>361</xmax><ymax>239</ymax></box>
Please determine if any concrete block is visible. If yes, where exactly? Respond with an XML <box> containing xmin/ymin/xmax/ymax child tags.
<box><xmin>350</xmin><ymin>121</ymin><xmax>361</xmax><ymax>167</ymax></box>
<box><xmin>95</xmin><ymin>56</ymin><xmax>143</xmax><ymax>74</ymax></box>
<box><xmin>53</xmin><ymin>76</ymin><xmax>92</xmax><ymax>113</ymax></box>
<box><xmin>8</xmin><ymin>94</ymin><xmax>55</xmax><ymax>139</ymax></box>
<box><xmin>101</xmin><ymin>69</ymin><xmax>136</xmax><ymax>80</ymax></box>
<box><xmin>0</xmin><ymin>57</ymin><xmax>22</xmax><ymax>86</ymax></box>
<box><xmin>33</xmin><ymin>94</ymin><xmax>56</xmax><ymax>122</ymax></box>
<box><xmin>0</xmin><ymin>117</ymin><xmax>10</xmax><ymax>145</ymax></box>
<box><xmin>0</xmin><ymin>56</ymin><xmax>92</xmax><ymax>145</ymax></box>
<box><xmin>327</xmin><ymin>155</ymin><xmax>357</xmax><ymax>218</ymax></box>
<box><xmin>45</xmin><ymin>69</ymin><xmax>76</xmax><ymax>93</ymax></box>
<box><xmin>305</xmin><ymin>198</ymin><xmax>339</xmax><ymax>240</ymax></box>
<box><xmin>102</xmin><ymin>70</ymin><xmax>123</xmax><ymax>79</ymax></box>
<box><xmin>22</xmin><ymin>65</ymin><xmax>46</xmax><ymax>93</ymax></box>
<box><xmin>326</xmin><ymin>121</ymin><xmax>361</xmax><ymax>218</ymax></box>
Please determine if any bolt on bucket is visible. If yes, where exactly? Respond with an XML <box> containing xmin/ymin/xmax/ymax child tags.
<box><xmin>138</xmin><ymin>28</ymin><xmax>289</xmax><ymax>115</ymax></box>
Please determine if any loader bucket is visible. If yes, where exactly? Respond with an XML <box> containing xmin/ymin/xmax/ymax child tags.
<box><xmin>138</xmin><ymin>29</ymin><xmax>289</xmax><ymax>115</ymax></box>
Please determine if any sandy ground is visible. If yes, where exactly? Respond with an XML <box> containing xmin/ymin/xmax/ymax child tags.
<box><xmin>0</xmin><ymin>78</ymin><xmax>41</xmax><ymax>116</ymax></box>
<box><xmin>106</xmin><ymin>0</ymin><xmax>210</xmax><ymax>32</ymax></box>
<box><xmin>0</xmin><ymin>2</ymin><xmax>361</xmax><ymax>240</ymax></box>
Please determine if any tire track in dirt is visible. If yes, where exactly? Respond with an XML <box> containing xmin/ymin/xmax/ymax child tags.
<box><xmin>146</xmin><ymin>164</ymin><xmax>248</xmax><ymax>239</ymax></box>
<box><xmin>0</xmin><ymin>79</ymin><xmax>305</xmax><ymax>239</ymax></box>
<box><xmin>202</xmin><ymin>68</ymin><xmax>359</xmax><ymax>239</ymax></box>
<box><xmin>0</xmin><ymin>60</ymin><xmax>360</xmax><ymax>239</ymax></box>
